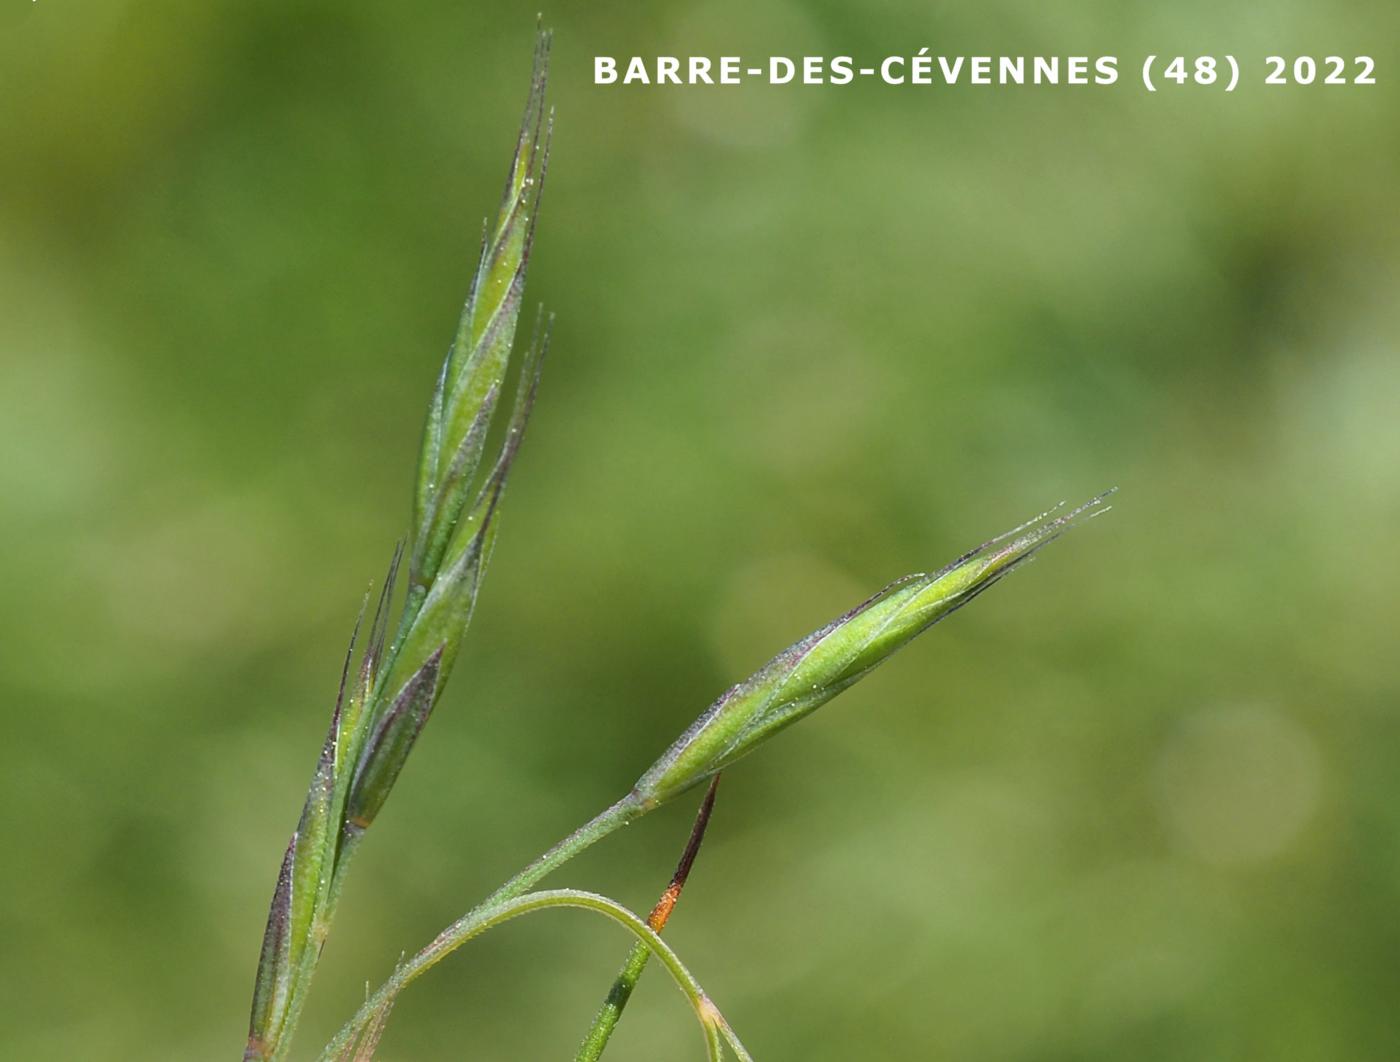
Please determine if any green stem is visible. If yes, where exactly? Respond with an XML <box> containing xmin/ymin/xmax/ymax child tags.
<box><xmin>576</xmin><ymin>776</ymin><xmax>720</xmax><ymax>1062</ymax></box>
<box><xmin>476</xmin><ymin>791</ymin><xmax>647</xmax><ymax>913</ymax></box>
<box><xmin>318</xmin><ymin>889</ymin><xmax>751</xmax><ymax>1062</ymax></box>
<box><xmin>317</xmin><ymin>792</ymin><xmax>648</xmax><ymax>1058</ymax></box>
<box><xmin>576</xmin><ymin>943</ymin><xmax>653</xmax><ymax>1061</ymax></box>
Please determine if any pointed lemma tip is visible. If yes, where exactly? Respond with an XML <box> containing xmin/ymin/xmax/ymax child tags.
<box><xmin>1073</xmin><ymin>486</ymin><xmax>1119</xmax><ymax>520</ymax></box>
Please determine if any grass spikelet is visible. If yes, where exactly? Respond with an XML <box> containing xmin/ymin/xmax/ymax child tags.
<box><xmin>635</xmin><ymin>491</ymin><xmax>1116</xmax><ymax>806</ymax></box>
<box><xmin>243</xmin><ymin>30</ymin><xmax>554</xmax><ymax>1062</ymax></box>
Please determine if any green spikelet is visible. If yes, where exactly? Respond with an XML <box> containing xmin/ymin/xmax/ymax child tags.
<box><xmin>635</xmin><ymin>492</ymin><xmax>1115</xmax><ymax>807</ymax></box>
<box><xmin>244</xmin><ymin>31</ymin><xmax>553</xmax><ymax>1062</ymax></box>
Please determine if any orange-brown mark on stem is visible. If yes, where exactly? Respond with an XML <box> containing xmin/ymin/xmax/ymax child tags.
<box><xmin>646</xmin><ymin>775</ymin><xmax>720</xmax><ymax>934</ymax></box>
<box><xmin>646</xmin><ymin>884</ymin><xmax>681</xmax><ymax>931</ymax></box>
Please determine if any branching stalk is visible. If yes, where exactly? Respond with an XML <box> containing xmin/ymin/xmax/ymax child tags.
<box><xmin>320</xmin><ymin>888</ymin><xmax>752</xmax><ymax>1062</ymax></box>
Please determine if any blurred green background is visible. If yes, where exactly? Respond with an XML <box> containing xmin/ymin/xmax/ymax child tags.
<box><xmin>3</xmin><ymin>1</ymin><xmax>1398</xmax><ymax>1059</ymax></box>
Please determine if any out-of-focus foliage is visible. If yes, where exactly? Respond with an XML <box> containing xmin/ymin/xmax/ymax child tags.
<box><xmin>1</xmin><ymin>2</ymin><xmax>1397</xmax><ymax>1060</ymax></box>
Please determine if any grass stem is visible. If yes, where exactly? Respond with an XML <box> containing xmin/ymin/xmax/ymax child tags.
<box><xmin>575</xmin><ymin>776</ymin><xmax>721</xmax><ymax>1062</ymax></box>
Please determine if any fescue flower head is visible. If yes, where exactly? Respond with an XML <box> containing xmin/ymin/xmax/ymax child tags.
<box><xmin>246</xmin><ymin>33</ymin><xmax>553</xmax><ymax>1062</ymax></box>
<box><xmin>633</xmin><ymin>492</ymin><xmax>1114</xmax><ymax>807</ymax></box>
